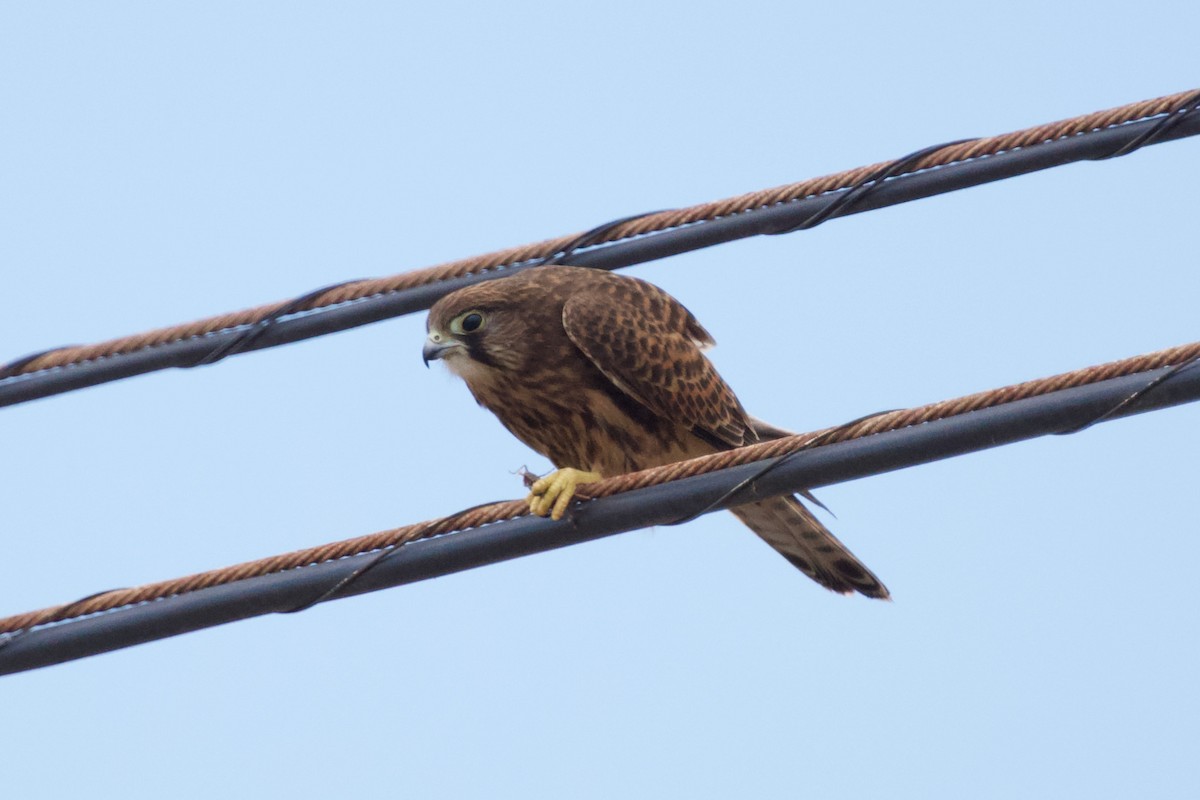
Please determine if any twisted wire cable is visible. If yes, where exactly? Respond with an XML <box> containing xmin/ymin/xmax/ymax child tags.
<box><xmin>2</xmin><ymin>88</ymin><xmax>1197</xmax><ymax>394</ymax></box>
<box><xmin>2</xmin><ymin>337</ymin><xmax>1197</xmax><ymax>638</ymax></box>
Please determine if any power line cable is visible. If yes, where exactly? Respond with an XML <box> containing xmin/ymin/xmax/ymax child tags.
<box><xmin>2</xmin><ymin>89</ymin><xmax>1197</xmax><ymax>408</ymax></box>
<box><xmin>2</xmin><ymin>342</ymin><xmax>1198</xmax><ymax>675</ymax></box>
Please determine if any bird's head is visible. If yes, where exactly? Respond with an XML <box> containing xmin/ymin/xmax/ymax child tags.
<box><xmin>423</xmin><ymin>278</ymin><xmax>540</xmax><ymax>376</ymax></box>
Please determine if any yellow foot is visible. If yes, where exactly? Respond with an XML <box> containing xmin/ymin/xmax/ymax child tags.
<box><xmin>526</xmin><ymin>468</ymin><xmax>601</xmax><ymax>521</ymax></box>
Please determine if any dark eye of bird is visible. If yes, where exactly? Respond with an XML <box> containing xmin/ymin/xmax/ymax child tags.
<box><xmin>461</xmin><ymin>312</ymin><xmax>483</xmax><ymax>333</ymax></box>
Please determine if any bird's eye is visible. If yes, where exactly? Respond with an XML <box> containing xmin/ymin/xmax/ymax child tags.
<box><xmin>452</xmin><ymin>311</ymin><xmax>486</xmax><ymax>335</ymax></box>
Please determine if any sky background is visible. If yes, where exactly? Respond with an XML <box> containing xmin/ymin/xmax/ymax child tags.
<box><xmin>2</xmin><ymin>3</ymin><xmax>1197</xmax><ymax>798</ymax></box>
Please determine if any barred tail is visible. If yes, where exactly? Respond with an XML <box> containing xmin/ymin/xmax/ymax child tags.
<box><xmin>730</xmin><ymin>495</ymin><xmax>890</xmax><ymax>600</ymax></box>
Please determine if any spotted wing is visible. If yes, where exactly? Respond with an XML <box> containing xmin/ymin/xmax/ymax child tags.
<box><xmin>561</xmin><ymin>275</ymin><xmax>751</xmax><ymax>448</ymax></box>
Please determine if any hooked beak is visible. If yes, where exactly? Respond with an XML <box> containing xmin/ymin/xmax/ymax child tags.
<box><xmin>422</xmin><ymin>333</ymin><xmax>463</xmax><ymax>367</ymax></box>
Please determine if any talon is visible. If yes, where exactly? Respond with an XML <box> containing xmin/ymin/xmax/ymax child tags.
<box><xmin>525</xmin><ymin>468</ymin><xmax>601</xmax><ymax>521</ymax></box>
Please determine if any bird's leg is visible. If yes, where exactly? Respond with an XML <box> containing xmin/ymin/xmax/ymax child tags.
<box><xmin>527</xmin><ymin>468</ymin><xmax>602</xmax><ymax>521</ymax></box>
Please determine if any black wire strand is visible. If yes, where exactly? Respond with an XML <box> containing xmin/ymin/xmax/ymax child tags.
<box><xmin>280</xmin><ymin>548</ymin><xmax>397</xmax><ymax>614</ymax></box>
<box><xmin>660</xmin><ymin>410</ymin><xmax>902</xmax><ymax>528</ymax></box>
<box><xmin>1095</xmin><ymin>89</ymin><xmax>1200</xmax><ymax>160</ymax></box>
<box><xmin>279</xmin><ymin>497</ymin><xmax>514</xmax><ymax>613</ymax></box>
<box><xmin>537</xmin><ymin>210</ymin><xmax>673</xmax><ymax>267</ymax></box>
<box><xmin>1055</xmin><ymin>356</ymin><xmax>1200</xmax><ymax>435</ymax></box>
<box><xmin>0</xmin><ymin>346</ymin><xmax>82</xmax><ymax>381</ymax></box>
<box><xmin>0</xmin><ymin>588</ymin><xmax>126</xmax><ymax>652</ymax></box>
<box><xmin>0</xmin><ymin>281</ymin><xmax>369</xmax><ymax>381</ymax></box>
<box><xmin>767</xmin><ymin>139</ymin><xmax>978</xmax><ymax>235</ymax></box>
<box><xmin>184</xmin><ymin>279</ymin><xmax>366</xmax><ymax>368</ymax></box>
<box><xmin>537</xmin><ymin>139</ymin><xmax>984</xmax><ymax>270</ymax></box>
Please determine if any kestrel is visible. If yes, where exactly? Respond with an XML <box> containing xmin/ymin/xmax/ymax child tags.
<box><xmin>423</xmin><ymin>266</ymin><xmax>888</xmax><ymax>599</ymax></box>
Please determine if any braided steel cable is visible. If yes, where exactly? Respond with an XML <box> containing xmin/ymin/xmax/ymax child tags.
<box><xmin>2</xmin><ymin>337</ymin><xmax>1198</xmax><ymax>645</ymax></box>
<box><xmin>2</xmin><ymin>88</ymin><xmax>1198</xmax><ymax>407</ymax></box>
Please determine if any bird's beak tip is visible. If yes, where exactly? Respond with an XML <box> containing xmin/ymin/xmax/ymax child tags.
<box><xmin>422</xmin><ymin>336</ymin><xmax>459</xmax><ymax>366</ymax></box>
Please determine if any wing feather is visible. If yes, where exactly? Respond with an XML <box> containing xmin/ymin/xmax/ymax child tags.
<box><xmin>562</xmin><ymin>275</ymin><xmax>752</xmax><ymax>448</ymax></box>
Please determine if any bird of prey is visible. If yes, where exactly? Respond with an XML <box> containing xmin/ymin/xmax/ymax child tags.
<box><xmin>423</xmin><ymin>265</ymin><xmax>888</xmax><ymax>599</ymax></box>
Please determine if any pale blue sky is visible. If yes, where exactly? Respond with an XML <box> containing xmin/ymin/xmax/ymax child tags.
<box><xmin>2</xmin><ymin>3</ymin><xmax>1197</xmax><ymax>798</ymax></box>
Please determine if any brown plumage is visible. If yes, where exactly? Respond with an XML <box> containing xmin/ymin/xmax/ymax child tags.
<box><xmin>423</xmin><ymin>265</ymin><xmax>889</xmax><ymax>599</ymax></box>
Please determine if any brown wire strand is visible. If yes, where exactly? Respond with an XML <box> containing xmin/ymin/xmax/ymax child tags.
<box><xmin>1</xmin><ymin>88</ymin><xmax>1196</xmax><ymax>383</ymax></box>
<box><xmin>3</xmin><ymin>337</ymin><xmax>1198</xmax><ymax>637</ymax></box>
